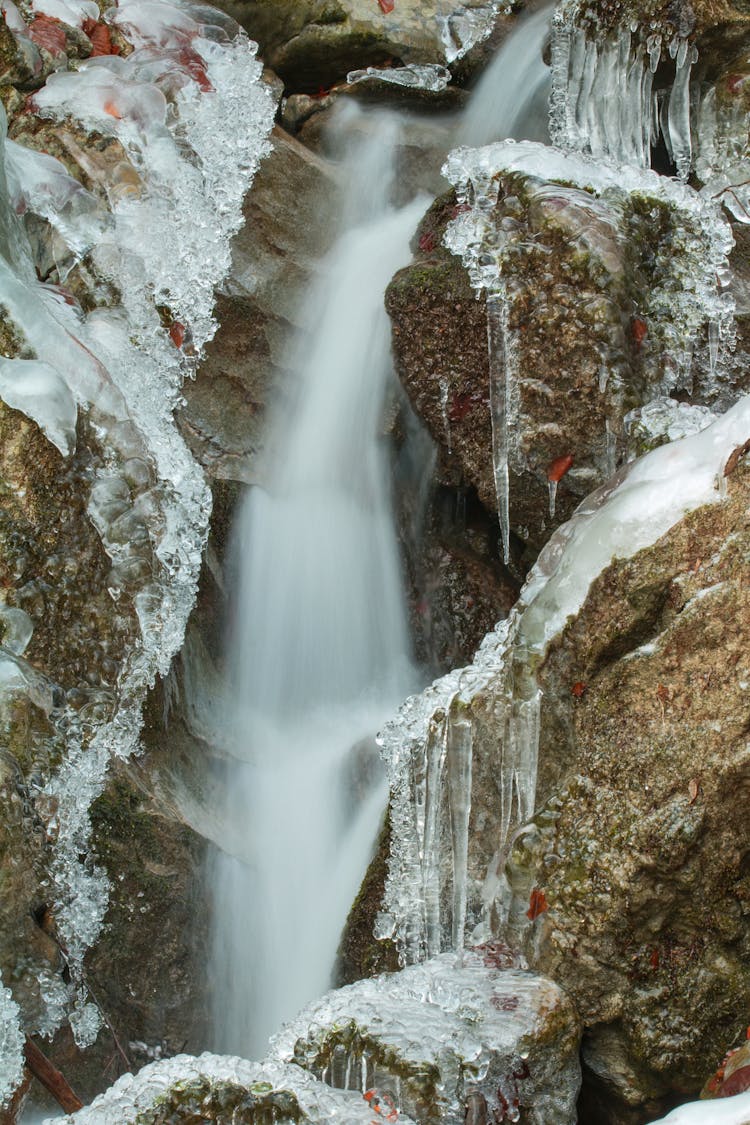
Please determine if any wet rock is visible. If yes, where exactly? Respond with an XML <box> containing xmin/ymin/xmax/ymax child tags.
<box><xmin>179</xmin><ymin>125</ymin><xmax>341</xmax><ymax>484</ymax></box>
<box><xmin>388</xmin><ymin>154</ymin><xmax>741</xmax><ymax>555</ymax></box>
<box><xmin>271</xmin><ymin>952</ymin><xmax>582</xmax><ymax>1124</ymax></box>
<box><xmin>497</xmin><ymin>458</ymin><xmax>750</xmax><ymax>1115</ymax></box>
<box><xmin>211</xmin><ymin>0</ymin><xmax>504</xmax><ymax>93</ymax></box>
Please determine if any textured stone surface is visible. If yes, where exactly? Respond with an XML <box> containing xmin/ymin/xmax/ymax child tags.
<box><xmin>497</xmin><ymin>457</ymin><xmax>750</xmax><ymax>1118</ymax></box>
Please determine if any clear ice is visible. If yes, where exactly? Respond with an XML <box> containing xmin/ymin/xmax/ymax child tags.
<box><xmin>270</xmin><ymin>952</ymin><xmax>580</xmax><ymax>1125</ymax></box>
<box><xmin>48</xmin><ymin>1053</ymin><xmax>416</xmax><ymax>1124</ymax></box>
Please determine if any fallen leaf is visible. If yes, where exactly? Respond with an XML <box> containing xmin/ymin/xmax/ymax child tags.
<box><xmin>169</xmin><ymin>321</ymin><xmax>185</xmax><ymax>348</ymax></box>
<box><xmin>28</xmin><ymin>15</ymin><xmax>66</xmax><ymax>55</ymax></box>
<box><xmin>656</xmin><ymin>683</ymin><xmax>669</xmax><ymax>703</ymax></box>
<box><xmin>418</xmin><ymin>230</ymin><xmax>436</xmax><ymax>253</ymax></box>
<box><xmin>378</xmin><ymin>0</ymin><xmax>395</xmax><ymax>11</ymax></box>
<box><xmin>650</xmin><ymin>948</ymin><xmax>660</xmax><ymax>970</ymax></box>
<box><xmin>571</xmin><ymin>681</ymin><xmax>586</xmax><ymax>698</ymax></box>
<box><xmin>526</xmin><ymin>887</ymin><xmax>548</xmax><ymax>921</ymax></box>
<box><xmin>688</xmin><ymin>778</ymin><xmax>699</xmax><ymax>804</ymax></box>
<box><xmin>546</xmin><ymin>453</ymin><xmax>574</xmax><ymax>482</ymax></box>
<box><xmin>631</xmin><ymin>316</ymin><xmax>648</xmax><ymax>349</ymax></box>
<box><xmin>103</xmin><ymin>100</ymin><xmax>123</xmax><ymax>119</ymax></box>
<box><xmin>723</xmin><ymin>439</ymin><xmax>750</xmax><ymax>477</ymax></box>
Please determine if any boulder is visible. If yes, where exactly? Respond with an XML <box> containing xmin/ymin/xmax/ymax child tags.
<box><xmin>271</xmin><ymin>952</ymin><xmax>582</xmax><ymax>1124</ymax></box>
<box><xmin>500</xmin><ymin>456</ymin><xmax>750</xmax><ymax>1118</ymax></box>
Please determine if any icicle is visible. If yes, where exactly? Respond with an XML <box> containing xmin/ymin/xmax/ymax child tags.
<box><xmin>511</xmin><ymin>687</ymin><xmax>542</xmax><ymax>825</ymax></box>
<box><xmin>487</xmin><ymin>292</ymin><xmax>513</xmax><ymax>564</ymax></box>
<box><xmin>548</xmin><ymin>479</ymin><xmax>558</xmax><ymax>519</ymax></box>
<box><xmin>439</xmin><ymin>377</ymin><xmax>452</xmax><ymax>454</ymax></box>
<box><xmin>447</xmin><ymin>707</ymin><xmax>473</xmax><ymax>952</ymax></box>
<box><xmin>667</xmin><ymin>42</ymin><xmax>694</xmax><ymax>180</ymax></box>
<box><xmin>708</xmin><ymin>320</ymin><xmax>720</xmax><ymax>380</ymax></box>
<box><xmin>423</xmin><ymin>711</ymin><xmax>448</xmax><ymax>956</ymax></box>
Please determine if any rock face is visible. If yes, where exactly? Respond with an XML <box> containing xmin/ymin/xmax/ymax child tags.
<box><xmin>179</xmin><ymin>126</ymin><xmax>341</xmax><ymax>485</ymax></box>
<box><xmin>211</xmin><ymin>0</ymin><xmax>503</xmax><ymax>91</ymax></box>
<box><xmin>387</xmin><ymin>157</ymin><xmax>739</xmax><ymax>558</ymax></box>
<box><xmin>271</xmin><ymin>952</ymin><xmax>582</xmax><ymax>1125</ymax></box>
<box><xmin>499</xmin><ymin>458</ymin><xmax>750</xmax><ymax>1120</ymax></box>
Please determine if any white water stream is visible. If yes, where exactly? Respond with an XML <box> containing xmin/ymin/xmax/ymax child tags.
<box><xmin>210</xmin><ymin>110</ymin><xmax>423</xmax><ymax>1058</ymax></box>
<box><xmin>207</xmin><ymin>0</ymin><xmax>557</xmax><ymax>1060</ymax></box>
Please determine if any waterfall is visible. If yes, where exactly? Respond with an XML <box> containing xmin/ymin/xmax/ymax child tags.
<box><xmin>461</xmin><ymin>3</ymin><xmax>553</xmax><ymax>147</ymax></box>
<box><xmin>210</xmin><ymin>107</ymin><xmax>424</xmax><ymax>1058</ymax></box>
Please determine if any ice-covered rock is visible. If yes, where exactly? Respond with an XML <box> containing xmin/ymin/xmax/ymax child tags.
<box><xmin>271</xmin><ymin>952</ymin><xmax>581</xmax><ymax>1125</ymax></box>
<box><xmin>212</xmin><ymin>0</ymin><xmax>506</xmax><ymax>91</ymax></box>
<box><xmin>649</xmin><ymin>1093</ymin><xmax>750</xmax><ymax>1124</ymax></box>
<box><xmin>0</xmin><ymin>0</ymin><xmax>276</xmax><ymax>1098</ymax></box>
<box><xmin>378</xmin><ymin>396</ymin><xmax>750</xmax><ymax>964</ymax></box>
<box><xmin>51</xmin><ymin>1052</ymin><xmax>418</xmax><ymax>1123</ymax></box>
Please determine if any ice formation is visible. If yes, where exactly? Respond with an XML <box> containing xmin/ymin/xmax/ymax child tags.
<box><xmin>49</xmin><ymin>1052</ymin><xmax>416</xmax><ymax>1124</ymax></box>
<box><xmin>347</xmin><ymin>64</ymin><xmax>451</xmax><ymax>92</ymax></box>
<box><xmin>549</xmin><ymin>0</ymin><xmax>750</xmax><ymax>225</ymax></box>
<box><xmin>438</xmin><ymin>2</ymin><xmax>507</xmax><ymax>63</ymax></box>
<box><xmin>441</xmin><ymin>139</ymin><xmax>735</xmax><ymax>563</ymax></box>
<box><xmin>379</xmin><ymin>396</ymin><xmax>750</xmax><ymax>959</ymax></box>
<box><xmin>648</xmin><ymin>1090</ymin><xmax>750</xmax><ymax>1123</ymax></box>
<box><xmin>271</xmin><ymin>952</ymin><xmax>580</xmax><ymax>1125</ymax></box>
<box><xmin>0</xmin><ymin>0</ymin><xmax>275</xmax><ymax>1089</ymax></box>
<box><xmin>0</xmin><ymin>984</ymin><xmax>24</xmax><ymax>1109</ymax></box>
<box><xmin>625</xmin><ymin>397</ymin><xmax>716</xmax><ymax>454</ymax></box>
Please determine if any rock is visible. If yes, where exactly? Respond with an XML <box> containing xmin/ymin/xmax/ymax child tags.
<box><xmin>179</xmin><ymin>125</ymin><xmax>341</xmax><ymax>484</ymax></box>
<box><xmin>211</xmin><ymin>0</ymin><xmax>505</xmax><ymax>93</ymax></box>
<box><xmin>271</xmin><ymin>952</ymin><xmax>582</xmax><ymax>1124</ymax></box>
<box><xmin>498</xmin><ymin>457</ymin><xmax>750</xmax><ymax>1116</ymax></box>
<box><xmin>388</xmin><ymin>142</ymin><xmax>743</xmax><ymax>555</ymax></box>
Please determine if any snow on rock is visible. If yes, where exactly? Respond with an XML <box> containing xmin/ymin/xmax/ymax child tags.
<box><xmin>648</xmin><ymin>1091</ymin><xmax>750</xmax><ymax>1123</ymax></box>
<box><xmin>270</xmin><ymin>952</ymin><xmax>581</xmax><ymax>1125</ymax></box>
<box><xmin>379</xmin><ymin>394</ymin><xmax>750</xmax><ymax>960</ymax></box>
<box><xmin>50</xmin><ymin>1053</ymin><xmax>417</xmax><ymax>1124</ymax></box>
<box><xmin>0</xmin><ymin>358</ymin><xmax>77</xmax><ymax>455</ymax></box>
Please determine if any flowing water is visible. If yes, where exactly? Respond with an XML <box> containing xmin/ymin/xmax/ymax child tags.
<box><xmin>209</xmin><ymin>7</ymin><xmax>556</xmax><ymax>1060</ymax></box>
<box><xmin>461</xmin><ymin>3</ymin><xmax>554</xmax><ymax>147</ymax></box>
<box><xmin>210</xmin><ymin>109</ymin><xmax>424</xmax><ymax>1058</ymax></box>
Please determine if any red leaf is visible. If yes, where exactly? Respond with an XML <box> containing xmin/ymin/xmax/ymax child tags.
<box><xmin>418</xmin><ymin>231</ymin><xmax>436</xmax><ymax>253</ymax></box>
<box><xmin>103</xmin><ymin>99</ymin><xmax>122</xmax><ymax>119</ymax></box>
<box><xmin>719</xmin><ymin>1065</ymin><xmax>750</xmax><ymax>1098</ymax></box>
<box><xmin>28</xmin><ymin>15</ymin><xmax>66</xmax><ymax>55</ymax></box>
<box><xmin>631</xmin><ymin>316</ymin><xmax>648</xmax><ymax>349</ymax></box>
<box><xmin>87</xmin><ymin>21</ymin><xmax>120</xmax><ymax>56</ymax></box>
<box><xmin>571</xmin><ymin>681</ymin><xmax>586</xmax><ymax>698</ymax></box>
<box><xmin>650</xmin><ymin>948</ymin><xmax>660</xmax><ymax>970</ymax></box>
<box><xmin>169</xmin><ymin>321</ymin><xmax>185</xmax><ymax>348</ymax></box>
<box><xmin>526</xmin><ymin>888</ymin><xmax>548</xmax><ymax>921</ymax></box>
<box><xmin>448</xmin><ymin>392</ymin><xmax>473</xmax><ymax>423</ymax></box>
<box><xmin>546</xmin><ymin>453</ymin><xmax>573</xmax><ymax>482</ymax></box>
<box><xmin>378</xmin><ymin>0</ymin><xmax>395</xmax><ymax>10</ymax></box>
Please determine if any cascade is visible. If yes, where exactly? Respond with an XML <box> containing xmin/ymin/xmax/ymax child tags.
<box><xmin>461</xmin><ymin>2</ymin><xmax>554</xmax><ymax>148</ymax></box>
<box><xmin>209</xmin><ymin>106</ymin><xmax>424</xmax><ymax>1059</ymax></box>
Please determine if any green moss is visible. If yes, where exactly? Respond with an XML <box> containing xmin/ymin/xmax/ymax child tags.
<box><xmin>134</xmin><ymin>1076</ymin><xmax>304</xmax><ymax>1124</ymax></box>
